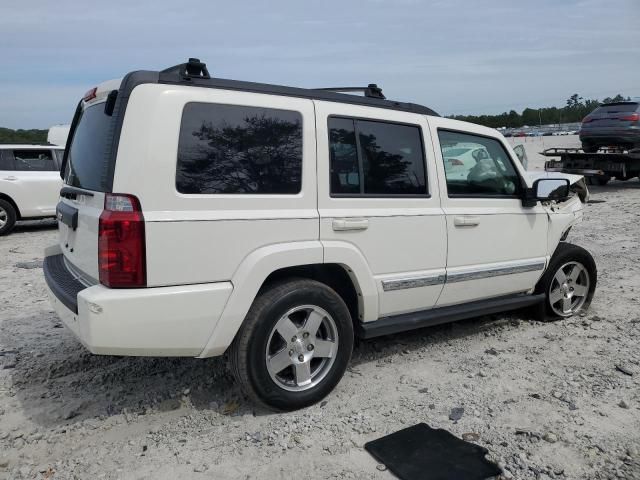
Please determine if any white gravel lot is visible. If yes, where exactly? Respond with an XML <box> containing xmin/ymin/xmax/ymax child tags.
<box><xmin>1</xmin><ymin>136</ymin><xmax>639</xmax><ymax>480</ymax></box>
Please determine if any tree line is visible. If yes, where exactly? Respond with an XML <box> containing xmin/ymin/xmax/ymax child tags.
<box><xmin>0</xmin><ymin>127</ymin><xmax>48</xmax><ymax>144</ymax></box>
<box><xmin>449</xmin><ymin>94</ymin><xmax>632</xmax><ymax>129</ymax></box>
<box><xmin>0</xmin><ymin>92</ymin><xmax>633</xmax><ymax>143</ymax></box>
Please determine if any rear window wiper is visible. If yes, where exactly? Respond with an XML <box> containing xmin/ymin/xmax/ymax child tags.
<box><xmin>60</xmin><ymin>185</ymin><xmax>95</xmax><ymax>199</ymax></box>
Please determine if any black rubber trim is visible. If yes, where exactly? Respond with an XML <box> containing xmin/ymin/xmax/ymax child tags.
<box><xmin>358</xmin><ymin>293</ymin><xmax>545</xmax><ymax>339</ymax></box>
<box><xmin>56</xmin><ymin>201</ymin><xmax>78</xmax><ymax>230</ymax></box>
<box><xmin>60</xmin><ymin>186</ymin><xmax>95</xmax><ymax>198</ymax></box>
<box><xmin>43</xmin><ymin>254</ymin><xmax>85</xmax><ymax>314</ymax></box>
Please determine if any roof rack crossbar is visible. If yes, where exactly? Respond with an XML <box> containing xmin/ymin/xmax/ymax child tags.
<box><xmin>315</xmin><ymin>84</ymin><xmax>386</xmax><ymax>100</ymax></box>
<box><xmin>146</xmin><ymin>59</ymin><xmax>438</xmax><ymax>115</ymax></box>
<box><xmin>160</xmin><ymin>57</ymin><xmax>210</xmax><ymax>81</ymax></box>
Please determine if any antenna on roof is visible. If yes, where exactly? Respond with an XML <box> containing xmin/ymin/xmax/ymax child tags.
<box><xmin>315</xmin><ymin>84</ymin><xmax>386</xmax><ymax>100</ymax></box>
<box><xmin>161</xmin><ymin>58</ymin><xmax>210</xmax><ymax>80</ymax></box>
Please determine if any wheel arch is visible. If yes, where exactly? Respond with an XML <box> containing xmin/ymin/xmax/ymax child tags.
<box><xmin>0</xmin><ymin>192</ymin><xmax>21</xmax><ymax>219</ymax></box>
<box><xmin>198</xmin><ymin>240</ymin><xmax>379</xmax><ymax>358</ymax></box>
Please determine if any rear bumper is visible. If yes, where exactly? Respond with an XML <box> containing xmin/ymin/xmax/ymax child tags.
<box><xmin>579</xmin><ymin>130</ymin><xmax>640</xmax><ymax>145</ymax></box>
<box><xmin>44</xmin><ymin>252</ymin><xmax>233</xmax><ymax>356</ymax></box>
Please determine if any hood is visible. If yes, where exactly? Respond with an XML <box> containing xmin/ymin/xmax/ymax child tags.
<box><xmin>523</xmin><ymin>171</ymin><xmax>584</xmax><ymax>186</ymax></box>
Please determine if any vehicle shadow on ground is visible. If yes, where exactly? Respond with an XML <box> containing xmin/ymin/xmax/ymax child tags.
<box><xmin>589</xmin><ymin>178</ymin><xmax>640</xmax><ymax>193</ymax></box>
<box><xmin>4</xmin><ymin>307</ymin><xmax>531</xmax><ymax>427</ymax></box>
<box><xmin>12</xmin><ymin>219</ymin><xmax>57</xmax><ymax>233</ymax></box>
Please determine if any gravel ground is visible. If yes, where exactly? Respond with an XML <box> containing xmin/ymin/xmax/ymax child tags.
<box><xmin>1</xmin><ymin>136</ymin><xmax>639</xmax><ymax>479</ymax></box>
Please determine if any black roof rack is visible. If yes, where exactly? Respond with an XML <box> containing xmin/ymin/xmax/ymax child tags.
<box><xmin>160</xmin><ymin>58</ymin><xmax>210</xmax><ymax>81</ymax></box>
<box><xmin>315</xmin><ymin>84</ymin><xmax>386</xmax><ymax>100</ymax></box>
<box><xmin>123</xmin><ymin>59</ymin><xmax>439</xmax><ymax>117</ymax></box>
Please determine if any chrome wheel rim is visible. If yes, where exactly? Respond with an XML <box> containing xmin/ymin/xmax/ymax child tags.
<box><xmin>549</xmin><ymin>261</ymin><xmax>590</xmax><ymax>317</ymax></box>
<box><xmin>265</xmin><ymin>305</ymin><xmax>339</xmax><ymax>392</ymax></box>
<box><xmin>0</xmin><ymin>207</ymin><xmax>7</xmax><ymax>228</ymax></box>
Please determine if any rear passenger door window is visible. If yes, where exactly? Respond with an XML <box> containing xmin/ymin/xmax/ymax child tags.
<box><xmin>12</xmin><ymin>149</ymin><xmax>57</xmax><ymax>171</ymax></box>
<box><xmin>329</xmin><ymin>117</ymin><xmax>427</xmax><ymax>196</ymax></box>
<box><xmin>176</xmin><ymin>103</ymin><xmax>303</xmax><ymax>194</ymax></box>
<box><xmin>0</xmin><ymin>150</ymin><xmax>14</xmax><ymax>170</ymax></box>
<box><xmin>437</xmin><ymin>130</ymin><xmax>521</xmax><ymax>197</ymax></box>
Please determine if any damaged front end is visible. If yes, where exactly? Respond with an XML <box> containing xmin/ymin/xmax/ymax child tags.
<box><xmin>526</xmin><ymin>171</ymin><xmax>590</xmax><ymax>204</ymax></box>
<box><xmin>524</xmin><ymin>171</ymin><xmax>588</xmax><ymax>252</ymax></box>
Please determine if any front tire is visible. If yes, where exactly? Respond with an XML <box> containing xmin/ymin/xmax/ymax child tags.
<box><xmin>535</xmin><ymin>243</ymin><xmax>597</xmax><ymax>319</ymax></box>
<box><xmin>582</xmin><ymin>143</ymin><xmax>599</xmax><ymax>153</ymax></box>
<box><xmin>229</xmin><ymin>278</ymin><xmax>354</xmax><ymax>411</ymax></box>
<box><xmin>0</xmin><ymin>199</ymin><xmax>17</xmax><ymax>236</ymax></box>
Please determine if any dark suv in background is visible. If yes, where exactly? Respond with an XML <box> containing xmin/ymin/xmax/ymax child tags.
<box><xmin>580</xmin><ymin>101</ymin><xmax>640</xmax><ymax>153</ymax></box>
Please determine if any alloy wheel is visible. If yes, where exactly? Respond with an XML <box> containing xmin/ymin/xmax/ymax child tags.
<box><xmin>0</xmin><ymin>207</ymin><xmax>7</xmax><ymax>229</ymax></box>
<box><xmin>265</xmin><ymin>305</ymin><xmax>339</xmax><ymax>392</ymax></box>
<box><xmin>548</xmin><ymin>261</ymin><xmax>590</xmax><ymax>316</ymax></box>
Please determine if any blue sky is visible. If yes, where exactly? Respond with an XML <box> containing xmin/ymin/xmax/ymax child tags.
<box><xmin>1</xmin><ymin>0</ymin><xmax>638</xmax><ymax>129</ymax></box>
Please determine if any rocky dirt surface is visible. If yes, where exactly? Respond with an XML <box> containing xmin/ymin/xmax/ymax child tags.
<box><xmin>1</xmin><ymin>136</ymin><xmax>639</xmax><ymax>479</ymax></box>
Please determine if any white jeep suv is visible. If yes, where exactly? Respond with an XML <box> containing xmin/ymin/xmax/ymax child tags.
<box><xmin>0</xmin><ymin>144</ymin><xmax>64</xmax><ymax>235</ymax></box>
<box><xmin>44</xmin><ymin>59</ymin><xmax>596</xmax><ymax>410</ymax></box>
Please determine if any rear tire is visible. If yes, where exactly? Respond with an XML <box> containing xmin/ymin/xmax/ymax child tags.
<box><xmin>0</xmin><ymin>199</ymin><xmax>17</xmax><ymax>236</ymax></box>
<box><xmin>582</xmin><ymin>143</ymin><xmax>599</xmax><ymax>153</ymax></box>
<box><xmin>586</xmin><ymin>176</ymin><xmax>610</xmax><ymax>186</ymax></box>
<box><xmin>534</xmin><ymin>243</ymin><xmax>597</xmax><ymax>320</ymax></box>
<box><xmin>229</xmin><ymin>278</ymin><xmax>354</xmax><ymax>411</ymax></box>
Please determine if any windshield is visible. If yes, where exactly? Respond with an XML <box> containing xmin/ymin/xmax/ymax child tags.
<box><xmin>65</xmin><ymin>102</ymin><xmax>115</xmax><ymax>192</ymax></box>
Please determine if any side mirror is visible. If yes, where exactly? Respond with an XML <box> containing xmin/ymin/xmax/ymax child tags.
<box><xmin>533</xmin><ymin>178</ymin><xmax>570</xmax><ymax>201</ymax></box>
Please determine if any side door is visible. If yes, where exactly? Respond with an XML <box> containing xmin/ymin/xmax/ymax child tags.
<box><xmin>7</xmin><ymin>148</ymin><xmax>62</xmax><ymax>217</ymax></box>
<box><xmin>430</xmin><ymin>119</ymin><xmax>549</xmax><ymax>306</ymax></box>
<box><xmin>315</xmin><ymin>101</ymin><xmax>446</xmax><ymax>320</ymax></box>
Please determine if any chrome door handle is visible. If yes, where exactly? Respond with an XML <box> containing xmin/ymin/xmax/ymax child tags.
<box><xmin>332</xmin><ymin>218</ymin><xmax>369</xmax><ymax>231</ymax></box>
<box><xmin>453</xmin><ymin>216</ymin><xmax>480</xmax><ymax>227</ymax></box>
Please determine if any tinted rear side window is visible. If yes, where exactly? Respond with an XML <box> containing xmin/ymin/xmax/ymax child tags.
<box><xmin>66</xmin><ymin>103</ymin><xmax>115</xmax><ymax>191</ymax></box>
<box><xmin>329</xmin><ymin>118</ymin><xmax>360</xmax><ymax>194</ymax></box>
<box><xmin>0</xmin><ymin>150</ymin><xmax>15</xmax><ymax>170</ymax></box>
<box><xmin>176</xmin><ymin>103</ymin><xmax>303</xmax><ymax>194</ymax></box>
<box><xmin>13</xmin><ymin>149</ymin><xmax>57</xmax><ymax>171</ymax></box>
<box><xmin>358</xmin><ymin>120</ymin><xmax>426</xmax><ymax>195</ymax></box>
<box><xmin>328</xmin><ymin>117</ymin><xmax>427</xmax><ymax>196</ymax></box>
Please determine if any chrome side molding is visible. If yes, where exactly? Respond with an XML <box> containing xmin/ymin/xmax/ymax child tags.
<box><xmin>382</xmin><ymin>273</ymin><xmax>446</xmax><ymax>292</ymax></box>
<box><xmin>381</xmin><ymin>260</ymin><xmax>546</xmax><ymax>292</ymax></box>
<box><xmin>447</xmin><ymin>260</ymin><xmax>546</xmax><ymax>283</ymax></box>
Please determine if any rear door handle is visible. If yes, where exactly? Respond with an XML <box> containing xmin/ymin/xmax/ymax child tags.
<box><xmin>3</xmin><ymin>176</ymin><xmax>18</xmax><ymax>181</ymax></box>
<box><xmin>332</xmin><ymin>218</ymin><xmax>369</xmax><ymax>231</ymax></box>
<box><xmin>453</xmin><ymin>216</ymin><xmax>480</xmax><ymax>227</ymax></box>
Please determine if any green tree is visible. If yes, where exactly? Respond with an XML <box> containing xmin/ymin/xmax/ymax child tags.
<box><xmin>0</xmin><ymin>128</ymin><xmax>48</xmax><ymax>144</ymax></box>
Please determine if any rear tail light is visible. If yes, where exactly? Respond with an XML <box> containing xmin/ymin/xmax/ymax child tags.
<box><xmin>620</xmin><ymin>113</ymin><xmax>639</xmax><ymax>121</ymax></box>
<box><xmin>449</xmin><ymin>158</ymin><xmax>464</xmax><ymax>166</ymax></box>
<box><xmin>581</xmin><ymin>116</ymin><xmax>593</xmax><ymax>123</ymax></box>
<box><xmin>98</xmin><ymin>193</ymin><xmax>146</xmax><ymax>288</ymax></box>
<box><xmin>83</xmin><ymin>87</ymin><xmax>97</xmax><ymax>102</ymax></box>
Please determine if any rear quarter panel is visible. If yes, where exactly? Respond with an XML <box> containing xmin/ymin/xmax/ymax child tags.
<box><xmin>113</xmin><ymin>84</ymin><xmax>319</xmax><ymax>287</ymax></box>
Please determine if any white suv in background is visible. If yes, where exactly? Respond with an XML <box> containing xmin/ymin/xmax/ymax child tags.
<box><xmin>44</xmin><ymin>59</ymin><xmax>596</xmax><ymax>411</ymax></box>
<box><xmin>0</xmin><ymin>144</ymin><xmax>64</xmax><ymax>235</ymax></box>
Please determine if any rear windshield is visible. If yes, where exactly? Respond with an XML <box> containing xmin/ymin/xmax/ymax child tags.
<box><xmin>65</xmin><ymin>102</ymin><xmax>115</xmax><ymax>191</ymax></box>
<box><xmin>595</xmin><ymin>103</ymin><xmax>639</xmax><ymax>114</ymax></box>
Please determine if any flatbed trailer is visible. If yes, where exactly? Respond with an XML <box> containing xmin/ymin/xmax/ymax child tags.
<box><xmin>542</xmin><ymin>147</ymin><xmax>640</xmax><ymax>185</ymax></box>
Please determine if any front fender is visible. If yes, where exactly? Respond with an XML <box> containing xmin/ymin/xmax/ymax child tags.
<box><xmin>545</xmin><ymin>195</ymin><xmax>584</xmax><ymax>256</ymax></box>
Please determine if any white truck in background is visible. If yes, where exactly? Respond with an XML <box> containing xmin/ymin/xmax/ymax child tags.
<box><xmin>47</xmin><ymin>124</ymin><xmax>70</xmax><ymax>147</ymax></box>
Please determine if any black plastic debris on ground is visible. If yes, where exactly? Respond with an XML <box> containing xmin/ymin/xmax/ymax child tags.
<box><xmin>365</xmin><ymin>423</ymin><xmax>501</xmax><ymax>480</ymax></box>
